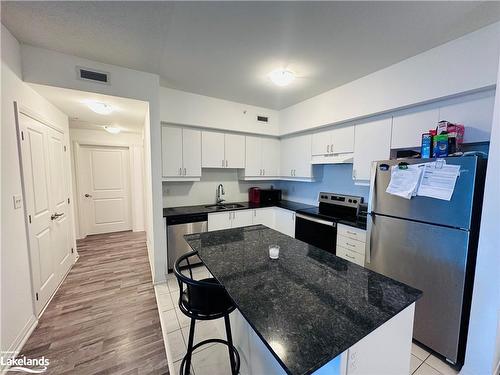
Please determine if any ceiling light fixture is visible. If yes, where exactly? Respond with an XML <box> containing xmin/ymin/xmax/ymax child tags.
<box><xmin>268</xmin><ymin>69</ymin><xmax>295</xmax><ymax>87</ymax></box>
<box><xmin>103</xmin><ymin>126</ymin><xmax>121</xmax><ymax>134</ymax></box>
<box><xmin>86</xmin><ymin>100</ymin><xmax>114</xmax><ymax>115</ymax></box>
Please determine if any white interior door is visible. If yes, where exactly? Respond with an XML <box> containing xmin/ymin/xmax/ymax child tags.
<box><xmin>79</xmin><ymin>146</ymin><xmax>132</xmax><ymax>235</ymax></box>
<box><xmin>18</xmin><ymin>112</ymin><xmax>74</xmax><ymax>314</ymax></box>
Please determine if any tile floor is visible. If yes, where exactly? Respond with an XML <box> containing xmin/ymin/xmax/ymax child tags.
<box><xmin>155</xmin><ymin>265</ymin><xmax>459</xmax><ymax>375</ymax></box>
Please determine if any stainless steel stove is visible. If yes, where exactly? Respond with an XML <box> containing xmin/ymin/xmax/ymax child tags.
<box><xmin>295</xmin><ymin>192</ymin><xmax>364</xmax><ymax>254</ymax></box>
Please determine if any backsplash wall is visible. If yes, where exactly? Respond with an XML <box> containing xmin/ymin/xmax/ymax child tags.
<box><xmin>163</xmin><ymin>169</ymin><xmax>274</xmax><ymax>207</ymax></box>
<box><xmin>277</xmin><ymin>164</ymin><xmax>370</xmax><ymax>205</ymax></box>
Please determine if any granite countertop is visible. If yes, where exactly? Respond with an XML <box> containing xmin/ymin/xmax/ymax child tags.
<box><xmin>163</xmin><ymin>200</ymin><xmax>316</xmax><ymax>218</ymax></box>
<box><xmin>185</xmin><ymin>225</ymin><xmax>421</xmax><ymax>375</ymax></box>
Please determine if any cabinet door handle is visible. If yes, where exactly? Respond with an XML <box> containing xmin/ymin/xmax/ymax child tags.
<box><xmin>222</xmin><ymin>159</ymin><xmax>225</xmax><ymax>167</ymax></box>
<box><xmin>290</xmin><ymin>169</ymin><xmax>293</xmax><ymax>176</ymax></box>
<box><xmin>327</xmin><ymin>144</ymin><xmax>330</xmax><ymax>153</ymax></box>
<box><xmin>183</xmin><ymin>168</ymin><xmax>187</xmax><ymax>176</ymax></box>
<box><xmin>263</xmin><ymin>169</ymin><xmax>265</xmax><ymax>175</ymax></box>
<box><xmin>179</xmin><ymin>167</ymin><xmax>182</xmax><ymax>175</ymax></box>
<box><xmin>345</xmin><ymin>253</ymin><xmax>356</xmax><ymax>260</ymax></box>
<box><xmin>293</xmin><ymin>169</ymin><xmax>296</xmax><ymax>176</ymax></box>
<box><xmin>331</xmin><ymin>144</ymin><xmax>334</xmax><ymax>154</ymax></box>
<box><xmin>352</xmin><ymin>169</ymin><xmax>356</xmax><ymax>179</ymax></box>
<box><xmin>225</xmin><ymin>160</ymin><xmax>228</xmax><ymax>167</ymax></box>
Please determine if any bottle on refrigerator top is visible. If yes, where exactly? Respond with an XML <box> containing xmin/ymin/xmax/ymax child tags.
<box><xmin>421</xmin><ymin>133</ymin><xmax>432</xmax><ymax>159</ymax></box>
<box><xmin>433</xmin><ymin>133</ymin><xmax>449</xmax><ymax>157</ymax></box>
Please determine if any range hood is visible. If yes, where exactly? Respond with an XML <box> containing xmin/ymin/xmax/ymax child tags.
<box><xmin>311</xmin><ymin>152</ymin><xmax>354</xmax><ymax>165</ymax></box>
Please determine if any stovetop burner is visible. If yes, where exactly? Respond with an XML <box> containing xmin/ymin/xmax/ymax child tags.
<box><xmin>296</xmin><ymin>192</ymin><xmax>364</xmax><ymax>222</ymax></box>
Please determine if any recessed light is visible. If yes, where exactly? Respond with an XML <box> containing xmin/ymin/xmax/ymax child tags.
<box><xmin>86</xmin><ymin>100</ymin><xmax>113</xmax><ymax>115</ymax></box>
<box><xmin>268</xmin><ymin>69</ymin><xmax>295</xmax><ymax>87</ymax></box>
<box><xmin>103</xmin><ymin>126</ymin><xmax>121</xmax><ymax>134</ymax></box>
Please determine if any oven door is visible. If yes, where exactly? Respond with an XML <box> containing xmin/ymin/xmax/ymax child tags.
<box><xmin>295</xmin><ymin>213</ymin><xmax>337</xmax><ymax>254</ymax></box>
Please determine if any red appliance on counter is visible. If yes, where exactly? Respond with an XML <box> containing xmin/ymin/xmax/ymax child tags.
<box><xmin>248</xmin><ymin>187</ymin><xmax>282</xmax><ymax>205</ymax></box>
<box><xmin>248</xmin><ymin>187</ymin><xmax>261</xmax><ymax>204</ymax></box>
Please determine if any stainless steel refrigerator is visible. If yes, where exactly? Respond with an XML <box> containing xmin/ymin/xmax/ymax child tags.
<box><xmin>365</xmin><ymin>156</ymin><xmax>486</xmax><ymax>367</ymax></box>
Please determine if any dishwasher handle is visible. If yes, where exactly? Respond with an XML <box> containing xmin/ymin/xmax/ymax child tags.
<box><xmin>166</xmin><ymin>213</ymin><xmax>208</xmax><ymax>226</ymax></box>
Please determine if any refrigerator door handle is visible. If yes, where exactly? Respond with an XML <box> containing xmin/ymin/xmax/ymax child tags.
<box><xmin>365</xmin><ymin>212</ymin><xmax>374</xmax><ymax>264</ymax></box>
<box><xmin>368</xmin><ymin>161</ymin><xmax>377</xmax><ymax>214</ymax></box>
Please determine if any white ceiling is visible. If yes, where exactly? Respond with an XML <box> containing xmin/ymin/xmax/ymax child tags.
<box><xmin>30</xmin><ymin>84</ymin><xmax>148</xmax><ymax>133</ymax></box>
<box><xmin>3</xmin><ymin>2</ymin><xmax>500</xmax><ymax>110</ymax></box>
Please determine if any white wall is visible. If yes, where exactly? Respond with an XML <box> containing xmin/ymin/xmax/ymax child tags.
<box><xmin>462</xmin><ymin>53</ymin><xmax>500</xmax><ymax>375</ymax></box>
<box><xmin>160</xmin><ymin>87</ymin><xmax>280</xmax><ymax>136</ymax></box>
<box><xmin>20</xmin><ymin>45</ymin><xmax>166</xmax><ymax>283</ymax></box>
<box><xmin>163</xmin><ymin>169</ymin><xmax>275</xmax><ymax>207</ymax></box>
<box><xmin>0</xmin><ymin>25</ymin><xmax>73</xmax><ymax>367</ymax></box>
<box><xmin>280</xmin><ymin>22</ymin><xmax>500</xmax><ymax>135</ymax></box>
<box><xmin>68</xmin><ymin>127</ymin><xmax>145</xmax><ymax>239</ymax></box>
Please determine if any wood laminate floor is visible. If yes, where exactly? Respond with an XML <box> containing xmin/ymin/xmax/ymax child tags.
<box><xmin>19</xmin><ymin>231</ymin><xmax>169</xmax><ymax>375</ymax></box>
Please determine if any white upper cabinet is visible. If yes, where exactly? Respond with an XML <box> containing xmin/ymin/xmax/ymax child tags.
<box><xmin>225</xmin><ymin>133</ymin><xmax>245</xmax><ymax>168</ymax></box>
<box><xmin>181</xmin><ymin>128</ymin><xmax>202</xmax><ymax>177</ymax></box>
<box><xmin>162</xmin><ymin>126</ymin><xmax>201</xmax><ymax>180</ymax></box>
<box><xmin>281</xmin><ymin>134</ymin><xmax>314</xmax><ymax>180</ymax></box>
<box><xmin>353</xmin><ymin>117</ymin><xmax>392</xmax><ymax>183</ymax></box>
<box><xmin>312</xmin><ymin>126</ymin><xmax>355</xmax><ymax>156</ymax></box>
<box><xmin>391</xmin><ymin>106</ymin><xmax>439</xmax><ymax>149</ymax></box>
<box><xmin>244</xmin><ymin>136</ymin><xmax>280</xmax><ymax>178</ymax></box>
<box><xmin>162</xmin><ymin>126</ymin><xmax>183</xmax><ymax>177</ymax></box>
<box><xmin>245</xmin><ymin>136</ymin><xmax>263</xmax><ymax>177</ymax></box>
<box><xmin>202</xmin><ymin>131</ymin><xmax>245</xmax><ymax>168</ymax></box>
<box><xmin>438</xmin><ymin>92</ymin><xmax>495</xmax><ymax>143</ymax></box>
<box><xmin>331</xmin><ymin>125</ymin><xmax>355</xmax><ymax>154</ymax></box>
<box><xmin>311</xmin><ymin>129</ymin><xmax>332</xmax><ymax>156</ymax></box>
<box><xmin>202</xmin><ymin>131</ymin><xmax>225</xmax><ymax>168</ymax></box>
<box><xmin>262</xmin><ymin>138</ymin><xmax>280</xmax><ymax>177</ymax></box>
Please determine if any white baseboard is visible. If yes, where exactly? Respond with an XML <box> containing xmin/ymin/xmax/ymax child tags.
<box><xmin>1</xmin><ymin>315</ymin><xmax>38</xmax><ymax>374</ymax></box>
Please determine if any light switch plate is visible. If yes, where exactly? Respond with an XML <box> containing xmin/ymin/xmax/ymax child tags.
<box><xmin>13</xmin><ymin>194</ymin><xmax>22</xmax><ymax>209</ymax></box>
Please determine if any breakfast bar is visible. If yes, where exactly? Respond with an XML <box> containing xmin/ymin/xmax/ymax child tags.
<box><xmin>185</xmin><ymin>225</ymin><xmax>422</xmax><ymax>375</ymax></box>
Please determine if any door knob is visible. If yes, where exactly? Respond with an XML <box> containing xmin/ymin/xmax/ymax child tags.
<box><xmin>51</xmin><ymin>212</ymin><xmax>64</xmax><ymax>220</ymax></box>
<box><xmin>84</xmin><ymin>194</ymin><xmax>92</xmax><ymax>198</ymax></box>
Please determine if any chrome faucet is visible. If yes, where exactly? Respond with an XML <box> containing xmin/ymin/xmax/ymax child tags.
<box><xmin>216</xmin><ymin>184</ymin><xmax>225</xmax><ymax>205</ymax></box>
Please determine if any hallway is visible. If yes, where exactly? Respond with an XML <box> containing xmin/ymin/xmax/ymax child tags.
<box><xmin>18</xmin><ymin>231</ymin><xmax>169</xmax><ymax>374</ymax></box>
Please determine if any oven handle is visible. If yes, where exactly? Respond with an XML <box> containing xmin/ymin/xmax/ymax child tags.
<box><xmin>295</xmin><ymin>213</ymin><xmax>336</xmax><ymax>227</ymax></box>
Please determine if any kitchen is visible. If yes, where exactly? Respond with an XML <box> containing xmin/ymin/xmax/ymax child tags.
<box><xmin>1</xmin><ymin>2</ymin><xmax>500</xmax><ymax>375</ymax></box>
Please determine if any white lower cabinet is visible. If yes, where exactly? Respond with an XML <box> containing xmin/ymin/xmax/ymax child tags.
<box><xmin>253</xmin><ymin>208</ymin><xmax>275</xmax><ymax>228</ymax></box>
<box><xmin>232</xmin><ymin>210</ymin><xmax>254</xmax><ymax>228</ymax></box>
<box><xmin>208</xmin><ymin>210</ymin><xmax>253</xmax><ymax>231</ymax></box>
<box><xmin>208</xmin><ymin>207</ymin><xmax>296</xmax><ymax>237</ymax></box>
<box><xmin>274</xmin><ymin>208</ymin><xmax>295</xmax><ymax>237</ymax></box>
<box><xmin>336</xmin><ymin>223</ymin><xmax>366</xmax><ymax>267</ymax></box>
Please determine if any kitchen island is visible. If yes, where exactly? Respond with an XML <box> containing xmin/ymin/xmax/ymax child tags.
<box><xmin>185</xmin><ymin>225</ymin><xmax>421</xmax><ymax>375</ymax></box>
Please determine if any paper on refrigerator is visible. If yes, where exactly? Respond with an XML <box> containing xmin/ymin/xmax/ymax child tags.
<box><xmin>416</xmin><ymin>162</ymin><xmax>460</xmax><ymax>201</ymax></box>
<box><xmin>385</xmin><ymin>164</ymin><xmax>424</xmax><ymax>199</ymax></box>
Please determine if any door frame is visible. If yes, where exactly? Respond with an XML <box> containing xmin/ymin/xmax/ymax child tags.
<box><xmin>73</xmin><ymin>140</ymin><xmax>136</xmax><ymax>238</ymax></box>
<box><xmin>14</xmin><ymin>102</ymin><xmax>77</xmax><ymax>316</ymax></box>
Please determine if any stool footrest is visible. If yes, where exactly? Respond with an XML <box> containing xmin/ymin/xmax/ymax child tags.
<box><xmin>179</xmin><ymin>338</ymin><xmax>240</xmax><ymax>375</ymax></box>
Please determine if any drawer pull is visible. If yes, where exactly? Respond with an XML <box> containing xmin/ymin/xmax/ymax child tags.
<box><xmin>346</xmin><ymin>243</ymin><xmax>356</xmax><ymax>247</ymax></box>
<box><xmin>345</xmin><ymin>253</ymin><xmax>355</xmax><ymax>259</ymax></box>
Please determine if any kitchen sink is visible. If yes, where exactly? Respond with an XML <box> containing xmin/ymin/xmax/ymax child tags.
<box><xmin>205</xmin><ymin>204</ymin><xmax>227</xmax><ymax>210</ymax></box>
<box><xmin>222</xmin><ymin>203</ymin><xmax>245</xmax><ymax>209</ymax></box>
<box><xmin>204</xmin><ymin>203</ymin><xmax>245</xmax><ymax>210</ymax></box>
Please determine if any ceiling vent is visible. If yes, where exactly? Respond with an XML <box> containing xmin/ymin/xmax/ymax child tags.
<box><xmin>77</xmin><ymin>66</ymin><xmax>110</xmax><ymax>85</ymax></box>
<box><xmin>257</xmin><ymin>115</ymin><xmax>269</xmax><ymax>124</ymax></box>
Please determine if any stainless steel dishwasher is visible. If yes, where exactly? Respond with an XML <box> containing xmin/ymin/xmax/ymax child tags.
<box><xmin>167</xmin><ymin>213</ymin><xmax>208</xmax><ymax>270</ymax></box>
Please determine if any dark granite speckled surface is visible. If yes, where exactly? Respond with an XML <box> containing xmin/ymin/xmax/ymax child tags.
<box><xmin>163</xmin><ymin>200</ymin><xmax>316</xmax><ymax>218</ymax></box>
<box><xmin>185</xmin><ymin>225</ymin><xmax>421</xmax><ymax>375</ymax></box>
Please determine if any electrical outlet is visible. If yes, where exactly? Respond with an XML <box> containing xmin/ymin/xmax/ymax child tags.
<box><xmin>13</xmin><ymin>194</ymin><xmax>22</xmax><ymax>209</ymax></box>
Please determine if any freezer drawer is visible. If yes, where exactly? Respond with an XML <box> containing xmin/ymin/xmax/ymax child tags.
<box><xmin>365</xmin><ymin>214</ymin><xmax>469</xmax><ymax>363</ymax></box>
